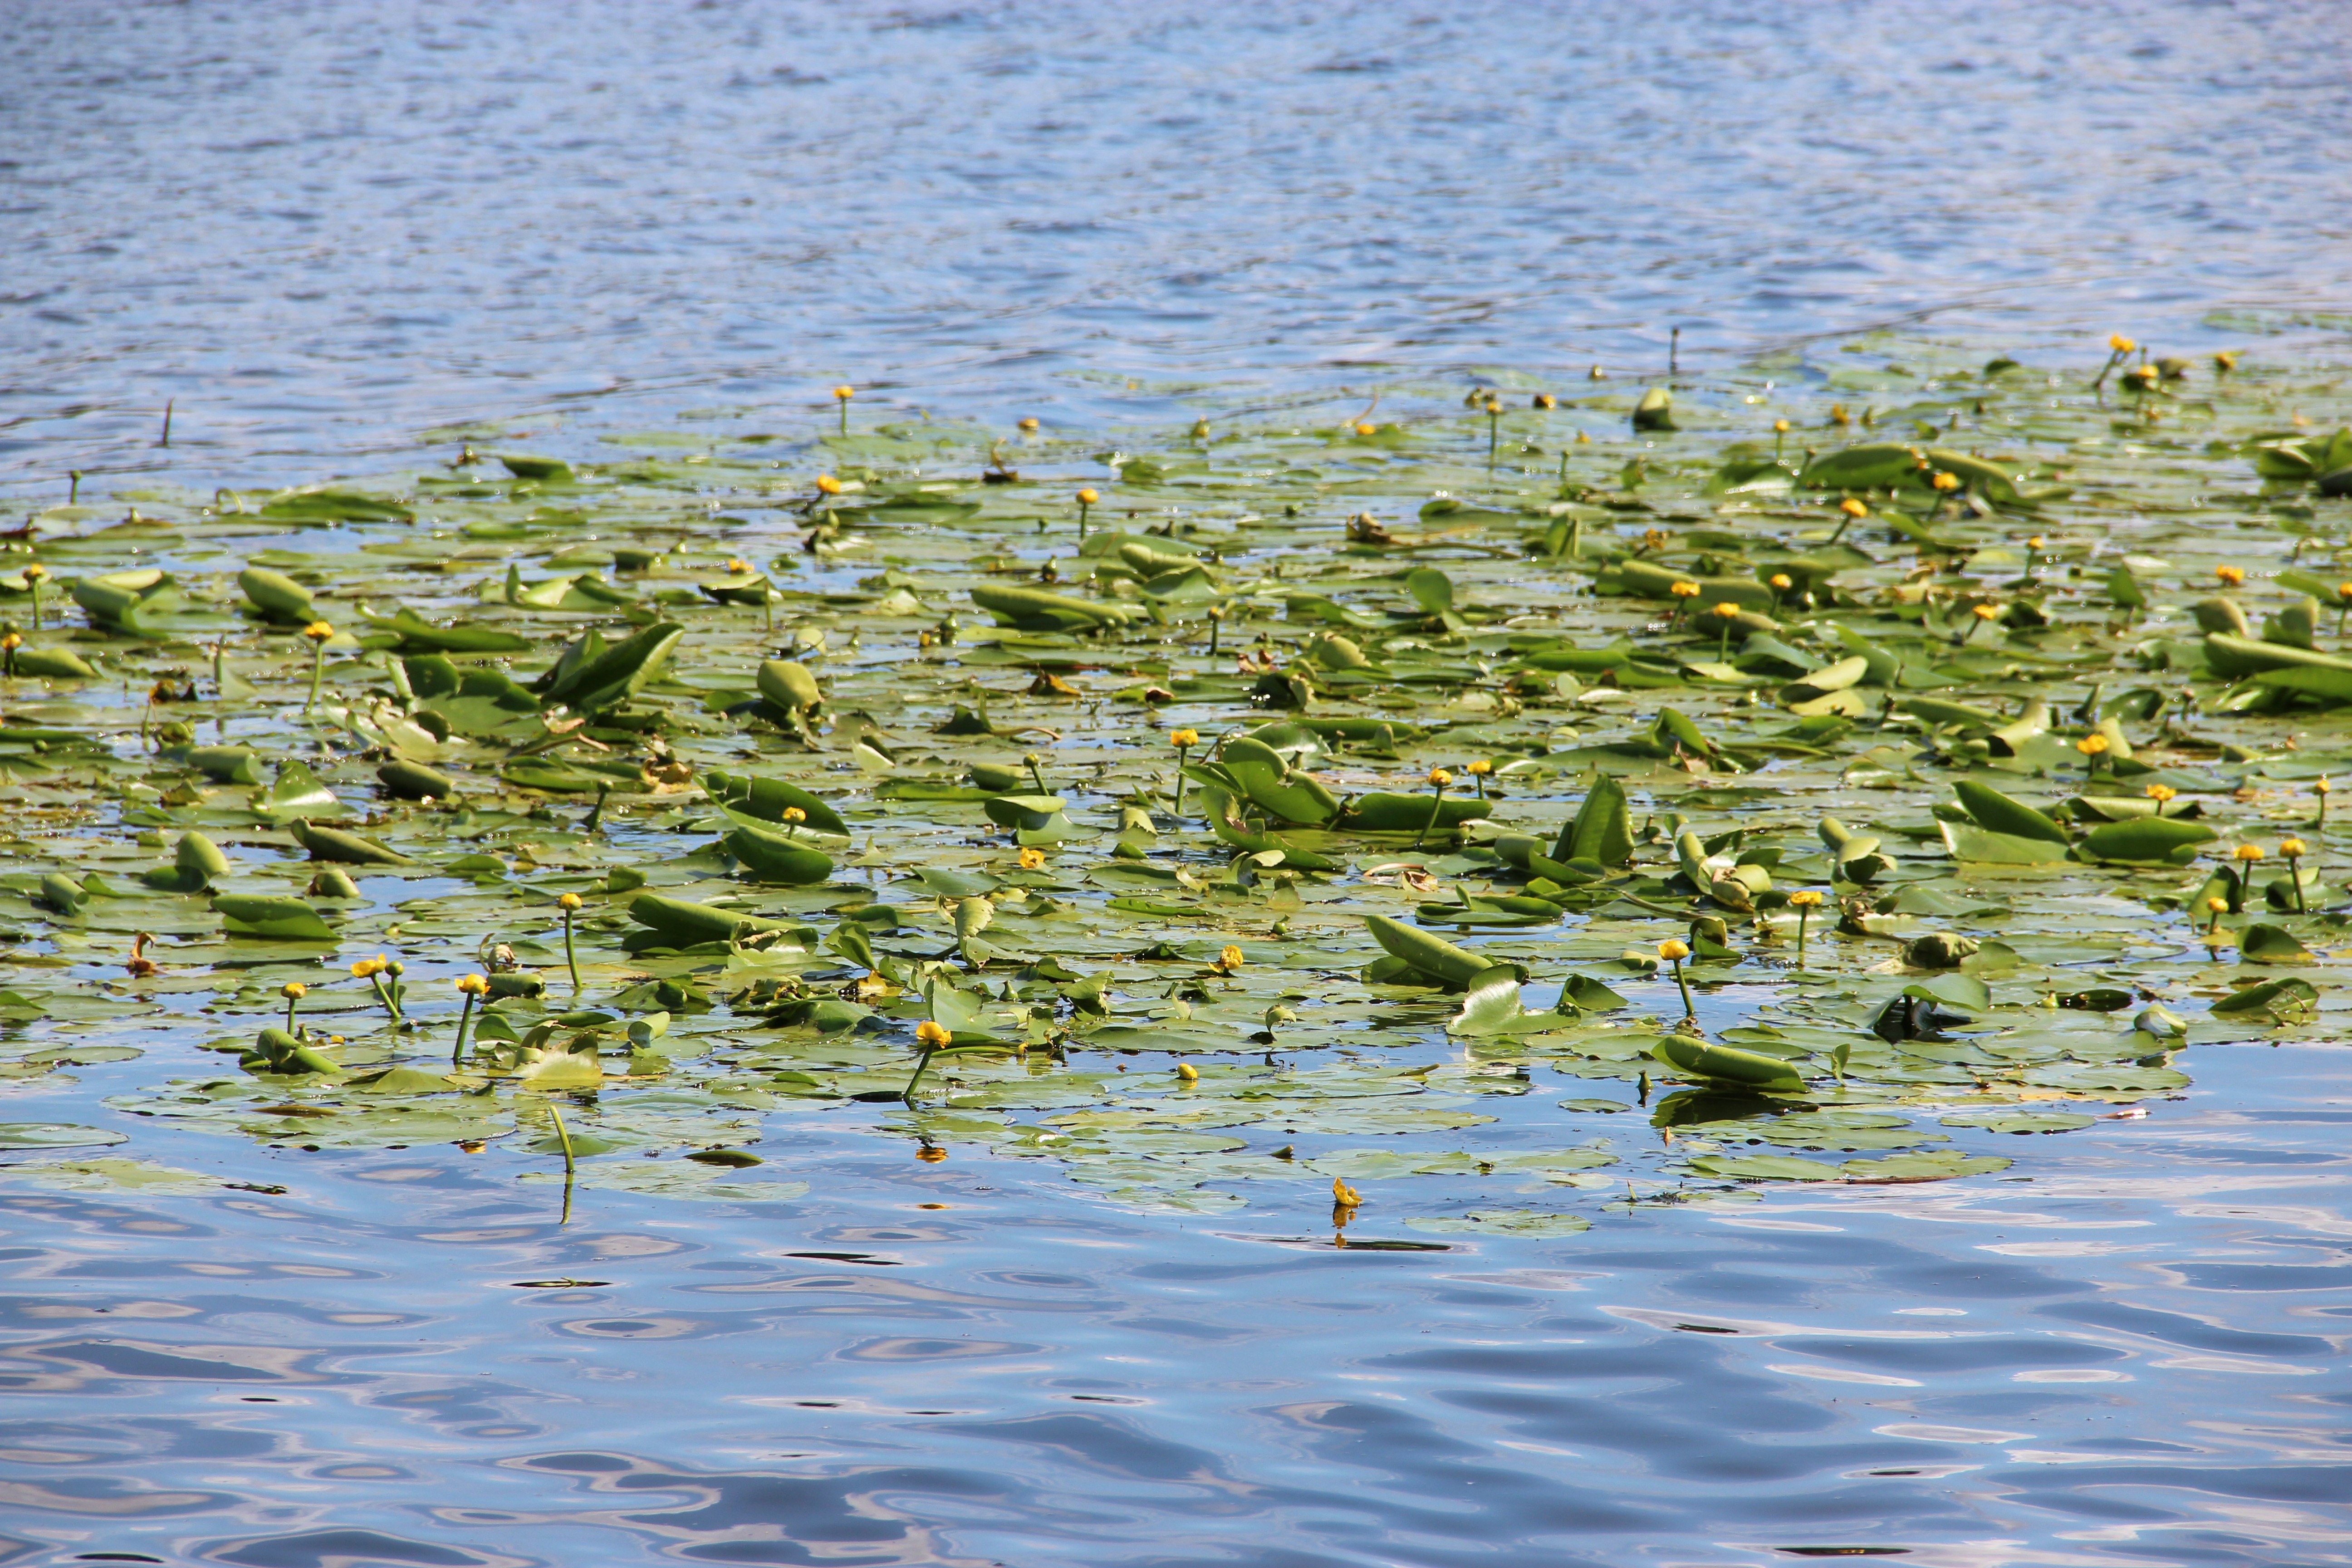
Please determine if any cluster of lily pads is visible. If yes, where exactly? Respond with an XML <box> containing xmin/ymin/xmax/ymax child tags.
<box><xmin>0</xmin><ymin>329</ymin><xmax>2345</xmax><ymax>1228</ymax></box>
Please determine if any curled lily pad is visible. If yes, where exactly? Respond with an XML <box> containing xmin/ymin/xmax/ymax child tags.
<box><xmin>2211</xmin><ymin>977</ymin><xmax>2319</xmax><ymax>1018</ymax></box>
<box><xmin>2076</xmin><ymin>817</ymin><xmax>2218</xmax><ymax>865</ymax></box>
<box><xmin>1650</xmin><ymin>1038</ymin><xmax>1803</xmax><ymax>1093</ymax></box>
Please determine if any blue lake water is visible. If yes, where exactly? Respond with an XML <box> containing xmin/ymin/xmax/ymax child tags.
<box><xmin>3</xmin><ymin>3</ymin><xmax>2352</xmax><ymax>1565</ymax></box>
<box><xmin>5</xmin><ymin>0</ymin><xmax>2351</xmax><ymax>492</ymax></box>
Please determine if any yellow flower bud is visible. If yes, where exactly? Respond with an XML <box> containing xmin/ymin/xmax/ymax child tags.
<box><xmin>1840</xmin><ymin>498</ymin><xmax>1868</xmax><ymax>519</ymax></box>
<box><xmin>1787</xmin><ymin>891</ymin><xmax>1823</xmax><ymax>908</ymax></box>
<box><xmin>1712</xmin><ymin>600</ymin><xmax>1740</xmax><ymax>618</ymax></box>
<box><xmin>1018</xmin><ymin>847</ymin><xmax>1045</xmax><ymax>870</ymax></box>
<box><xmin>1176</xmin><ymin>1063</ymin><xmax>1199</xmax><ymax>1082</ymax></box>
<box><xmin>2144</xmin><ymin>784</ymin><xmax>2176</xmax><ymax>803</ymax></box>
<box><xmin>2076</xmin><ymin>734</ymin><xmax>2110</xmax><ymax>755</ymax></box>
<box><xmin>2234</xmin><ymin>843</ymin><xmax>2265</xmax><ymax>862</ymax></box>
<box><xmin>1464</xmin><ymin>759</ymin><xmax>1492</xmax><ymax>775</ymax></box>
<box><xmin>1974</xmin><ymin>603</ymin><xmax>2002</xmax><ymax>621</ymax></box>
<box><xmin>1076</xmin><ymin>488</ymin><xmax>1099</xmax><ymax>505</ymax></box>
<box><xmin>1931</xmin><ymin>471</ymin><xmax>1960</xmax><ymax>492</ymax></box>
<box><xmin>1773</xmin><ymin>418</ymin><xmax>1789</xmax><ymax>433</ymax></box>
<box><xmin>2109</xmin><ymin>334</ymin><xmax>2136</xmax><ymax>354</ymax></box>
<box><xmin>832</xmin><ymin>384</ymin><xmax>854</xmax><ymax>401</ymax></box>
<box><xmin>2280</xmin><ymin>838</ymin><xmax>2307</xmax><ymax>857</ymax></box>
<box><xmin>1427</xmin><ymin>769</ymin><xmax>1452</xmax><ymax>788</ymax></box>
<box><xmin>1658</xmin><ymin>939</ymin><xmax>1691</xmax><ymax>961</ymax></box>
<box><xmin>456</xmin><ymin>974</ymin><xmax>489</xmax><ymax>996</ymax></box>
<box><xmin>916</xmin><ymin>1020</ymin><xmax>951</xmax><ymax>1048</ymax></box>
<box><xmin>816</xmin><ymin>474</ymin><xmax>843</xmax><ymax>495</ymax></box>
<box><xmin>2216</xmin><ymin>565</ymin><xmax>2246</xmax><ymax>586</ymax></box>
<box><xmin>1219</xmin><ymin>945</ymin><xmax>1245</xmax><ymax>970</ymax></box>
<box><xmin>1670</xmin><ymin>580</ymin><xmax>1701</xmax><ymax>598</ymax></box>
<box><xmin>1169</xmin><ymin>728</ymin><xmax>1200</xmax><ymax>748</ymax></box>
<box><xmin>2206</xmin><ymin>896</ymin><xmax>2229</xmax><ymax>913</ymax></box>
<box><xmin>280</xmin><ymin>981</ymin><xmax>306</xmax><ymax>999</ymax></box>
<box><xmin>1019</xmin><ymin>417</ymin><xmax>1040</xmax><ymax>431</ymax></box>
<box><xmin>1769</xmin><ymin>573</ymin><xmax>1793</xmax><ymax>590</ymax></box>
<box><xmin>1355</xmin><ymin>421</ymin><xmax>1377</xmax><ymax>436</ymax></box>
<box><xmin>302</xmin><ymin>620</ymin><xmax>334</xmax><ymax>641</ymax></box>
<box><xmin>558</xmin><ymin>892</ymin><xmax>583</xmax><ymax>911</ymax></box>
<box><xmin>781</xmin><ymin>806</ymin><xmax>807</xmax><ymax>823</ymax></box>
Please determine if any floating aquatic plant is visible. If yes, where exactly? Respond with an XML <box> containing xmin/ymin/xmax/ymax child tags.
<box><xmin>0</xmin><ymin>337</ymin><xmax>2343</xmax><ymax>1228</ymax></box>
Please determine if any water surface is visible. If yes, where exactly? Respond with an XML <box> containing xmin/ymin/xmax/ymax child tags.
<box><xmin>3</xmin><ymin>3</ymin><xmax>2351</xmax><ymax>1564</ymax></box>
<box><xmin>3</xmin><ymin>0</ymin><xmax>2350</xmax><ymax>492</ymax></box>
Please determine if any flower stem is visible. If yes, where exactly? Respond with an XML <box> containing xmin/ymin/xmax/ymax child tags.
<box><xmin>1671</xmin><ymin>956</ymin><xmax>1695</xmax><ymax>1020</ymax></box>
<box><xmin>1413</xmin><ymin>782</ymin><xmax>1446</xmax><ymax>848</ymax></box>
<box><xmin>453</xmin><ymin>993</ymin><xmax>477</xmax><ymax>1069</ymax></box>
<box><xmin>563</xmin><ymin>909</ymin><xmax>581</xmax><ymax>994</ymax></box>
<box><xmin>549</xmin><ymin>1101</ymin><xmax>577</xmax><ymax>1225</ymax></box>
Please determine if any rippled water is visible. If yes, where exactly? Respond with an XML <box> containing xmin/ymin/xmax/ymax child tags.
<box><xmin>11</xmin><ymin>1044</ymin><xmax>2352</xmax><ymax>1566</ymax></box>
<box><xmin>6</xmin><ymin>0</ymin><xmax>2352</xmax><ymax>494</ymax></box>
<box><xmin>5</xmin><ymin>2</ymin><xmax>2352</xmax><ymax>1563</ymax></box>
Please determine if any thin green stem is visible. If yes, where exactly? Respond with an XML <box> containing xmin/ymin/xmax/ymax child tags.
<box><xmin>1671</xmin><ymin>957</ymin><xmax>1695</xmax><ymax>1020</ymax></box>
<box><xmin>549</xmin><ymin>1101</ymin><xmax>577</xmax><ymax>1225</ymax></box>
<box><xmin>563</xmin><ymin>910</ymin><xmax>581</xmax><ymax>994</ymax></box>
<box><xmin>1413</xmin><ymin>783</ymin><xmax>1447</xmax><ymax>848</ymax></box>
<box><xmin>549</xmin><ymin>1102</ymin><xmax>577</xmax><ymax>1179</ymax></box>
<box><xmin>1172</xmin><ymin>746</ymin><xmax>1189</xmax><ymax>817</ymax></box>
<box><xmin>306</xmin><ymin>641</ymin><xmax>326</xmax><ymax>714</ymax></box>
<box><xmin>903</xmin><ymin>1049</ymin><xmax>936</xmax><ymax>1106</ymax></box>
<box><xmin>453</xmin><ymin>993</ymin><xmax>477</xmax><ymax>1069</ymax></box>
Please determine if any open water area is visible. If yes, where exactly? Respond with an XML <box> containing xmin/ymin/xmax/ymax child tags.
<box><xmin>2</xmin><ymin>3</ymin><xmax>2352</xmax><ymax>1565</ymax></box>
